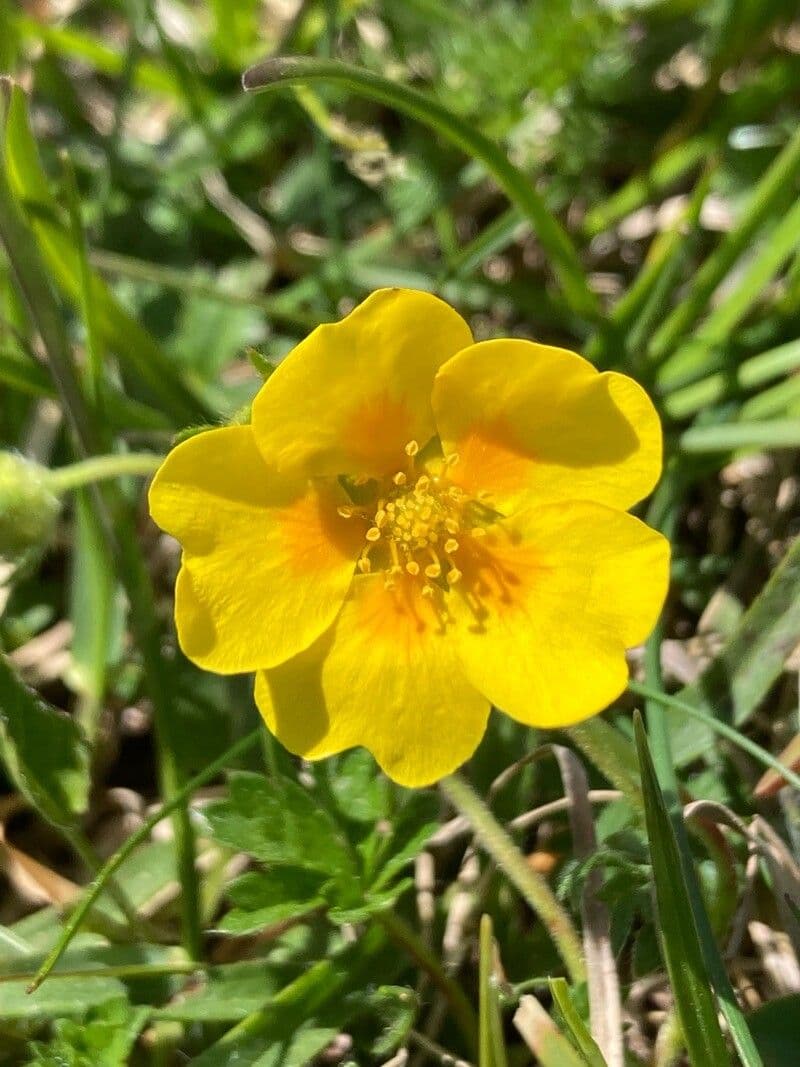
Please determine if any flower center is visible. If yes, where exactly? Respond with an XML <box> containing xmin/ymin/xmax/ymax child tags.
<box><xmin>340</xmin><ymin>441</ymin><xmax>491</xmax><ymax>596</ymax></box>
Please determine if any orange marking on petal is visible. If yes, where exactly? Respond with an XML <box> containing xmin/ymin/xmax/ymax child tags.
<box><xmin>449</xmin><ymin>419</ymin><xmax>533</xmax><ymax>502</ymax></box>
<box><xmin>345</xmin><ymin>391</ymin><xmax>415</xmax><ymax>474</ymax></box>
<box><xmin>279</xmin><ymin>488</ymin><xmax>364</xmax><ymax>574</ymax></box>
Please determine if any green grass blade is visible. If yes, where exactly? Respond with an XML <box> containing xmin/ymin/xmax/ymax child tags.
<box><xmin>649</xmin><ymin>123</ymin><xmax>800</xmax><ymax>362</ymax></box>
<box><xmin>242</xmin><ymin>56</ymin><xmax>601</xmax><ymax>324</ymax></box>
<box><xmin>679</xmin><ymin>419</ymin><xmax>800</xmax><ymax>453</ymax></box>
<box><xmin>513</xmin><ymin>995</ymin><xmax>591</xmax><ymax>1067</ymax></box>
<box><xmin>633</xmin><ymin>712</ymin><xmax>733</xmax><ymax>1067</ymax></box>
<box><xmin>548</xmin><ymin>979</ymin><xmax>607</xmax><ymax>1067</ymax></box>
<box><xmin>2</xmin><ymin>80</ymin><xmax>209</xmax><ymax>425</ymax></box>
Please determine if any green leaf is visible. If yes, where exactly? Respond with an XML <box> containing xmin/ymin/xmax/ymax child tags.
<box><xmin>748</xmin><ymin>995</ymin><xmax>800</xmax><ymax>1067</ymax></box>
<box><xmin>372</xmin><ymin>792</ymin><xmax>440</xmax><ymax>890</ymax></box>
<box><xmin>0</xmin><ymin>976</ymin><xmax>127</xmax><ymax>1021</ymax></box>
<box><xmin>633</xmin><ymin>712</ymin><xmax>732</xmax><ymax>1067</ymax></box>
<box><xmin>215</xmin><ymin>870</ymin><xmax>327</xmax><ymax>936</ymax></box>
<box><xmin>326</xmin><ymin>749</ymin><xmax>391</xmax><ymax>824</ymax></box>
<box><xmin>203</xmin><ymin>772</ymin><xmax>356</xmax><ymax>878</ymax></box>
<box><xmin>24</xmin><ymin>1002</ymin><xmax>149</xmax><ymax>1067</ymax></box>
<box><xmin>0</xmin><ymin>653</ymin><xmax>90</xmax><ymax>824</ymax></box>
<box><xmin>156</xmin><ymin>960</ymin><xmax>287</xmax><ymax>1023</ymax></box>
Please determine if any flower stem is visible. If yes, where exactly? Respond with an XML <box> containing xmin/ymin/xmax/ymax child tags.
<box><xmin>44</xmin><ymin>452</ymin><xmax>163</xmax><ymax>494</ymax></box>
<box><xmin>439</xmin><ymin>773</ymin><xmax>585</xmax><ymax>984</ymax></box>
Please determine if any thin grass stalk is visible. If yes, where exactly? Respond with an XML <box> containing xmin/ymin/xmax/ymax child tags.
<box><xmin>242</xmin><ymin>56</ymin><xmax>601</xmax><ymax>324</ymax></box>
<box><xmin>648</xmin><ymin>123</ymin><xmax>800</xmax><ymax>363</ymax></box>
<box><xmin>29</xmin><ymin>729</ymin><xmax>261</xmax><ymax>992</ymax></box>
<box><xmin>439</xmin><ymin>773</ymin><xmax>585</xmax><ymax>983</ymax></box>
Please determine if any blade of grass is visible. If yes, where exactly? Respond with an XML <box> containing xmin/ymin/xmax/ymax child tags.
<box><xmin>648</xmin><ymin>123</ymin><xmax>800</xmax><ymax>363</ymax></box>
<box><xmin>632</xmin><ymin>711</ymin><xmax>732</xmax><ymax>1067</ymax></box>
<box><xmin>548</xmin><ymin>978</ymin><xmax>607</xmax><ymax>1067</ymax></box>
<box><xmin>678</xmin><ymin>419</ymin><xmax>800</xmax><ymax>453</ymax></box>
<box><xmin>663</xmin><ymin>337</ymin><xmax>800</xmax><ymax>420</ymax></box>
<box><xmin>513</xmin><ymin>995</ymin><xmax>589</xmax><ymax>1067</ymax></box>
<box><xmin>242</xmin><ymin>56</ymin><xmax>601</xmax><ymax>324</ymax></box>
<box><xmin>2</xmin><ymin>80</ymin><xmax>209</xmax><ymax>425</ymax></box>
<box><xmin>629</xmin><ymin>681</ymin><xmax>800</xmax><ymax>795</ymax></box>
<box><xmin>479</xmin><ymin>916</ymin><xmax>508</xmax><ymax>1067</ymax></box>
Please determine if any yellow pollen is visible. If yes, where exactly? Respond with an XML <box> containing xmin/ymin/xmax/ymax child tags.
<box><xmin>446</xmin><ymin>568</ymin><xmax>462</xmax><ymax>585</ymax></box>
<box><xmin>471</xmin><ymin>525</ymin><xmax>486</xmax><ymax>538</ymax></box>
<box><xmin>366</xmin><ymin>527</ymin><xmax>381</xmax><ymax>542</ymax></box>
<box><xmin>337</xmin><ymin>505</ymin><xmax>354</xmax><ymax>519</ymax></box>
<box><xmin>358</xmin><ymin>556</ymin><xmax>372</xmax><ymax>574</ymax></box>
<box><xmin>375</xmin><ymin>508</ymin><xmax>387</xmax><ymax>528</ymax></box>
<box><xmin>445</xmin><ymin>517</ymin><xmax>460</xmax><ymax>534</ymax></box>
<box><xmin>421</xmin><ymin>584</ymin><xmax>434</xmax><ymax>598</ymax></box>
<box><xmin>415</xmin><ymin>475</ymin><xmax>430</xmax><ymax>493</ymax></box>
<box><xmin>406</xmin><ymin>560</ymin><xmax>420</xmax><ymax>576</ymax></box>
<box><xmin>444</xmin><ymin>538</ymin><xmax>459</xmax><ymax>554</ymax></box>
<box><xmin>404</xmin><ymin>439</ymin><xmax>419</xmax><ymax>457</ymax></box>
<box><xmin>445</xmin><ymin>452</ymin><xmax>460</xmax><ymax>467</ymax></box>
<box><xmin>393</xmin><ymin>471</ymin><xmax>407</xmax><ymax>486</ymax></box>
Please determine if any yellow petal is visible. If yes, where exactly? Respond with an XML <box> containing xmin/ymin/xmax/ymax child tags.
<box><xmin>254</xmin><ymin>575</ymin><xmax>490</xmax><ymax>786</ymax></box>
<box><xmin>452</xmin><ymin>503</ymin><xmax>670</xmax><ymax>729</ymax></box>
<box><xmin>252</xmin><ymin>289</ymin><xmax>473</xmax><ymax>479</ymax></box>
<box><xmin>148</xmin><ymin>425</ymin><xmax>361</xmax><ymax>673</ymax></box>
<box><xmin>433</xmin><ymin>339</ymin><xmax>662</xmax><ymax>514</ymax></box>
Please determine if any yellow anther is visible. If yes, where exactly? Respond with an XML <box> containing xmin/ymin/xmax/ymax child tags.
<box><xmin>384</xmin><ymin>577</ymin><xmax>396</xmax><ymax>590</ymax></box>
<box><xmin>471</xmin><ymin>525</ymin><xmax>486</xmax><ymax>538</ymax></box>
<box><xmin>366</xmin><ymin>527</ymin><xmax>381</xmax><ymax>542</ymax></box>
<box><xmin>425</xmin><ymin>562</ymin><xmax>441</xmax><ymax>579</ymax></box>
<box><xmin>421</xmin><ymin>584</ymin><xmax>434</xmax><ymax>598</ymax></box>
<box><xmin>357</xmin><ymin>556</ymin><xmax>372</xmax><ymax>574</ymax></box>
<box><xmin>404</xmin><ymin>439</ymin><xmax>419</xmax><ymax>457</ymax></box>
<box><xmin>446</xmin><ymin>568</ymin><xmax>462</xmax><ymax>586</ymax></box>
<box><xmin>445</xmin><ymin>452</ymin><xmax>460</xmax><ymax>467</ymax></box>
<box><xmin>393</xmin><ymin>471</ymin><xmax>407</xmax><ymax>487</ymax></box>
<box><xmin>444</xmin><ymin>538</ymin><xmax>459</xmax><ymax>554</ymax></box>
<box><xmin>445</xmin><ymin>517</ymin><xmax>460</xmax><ymax>535</ymax></box>
<box><xmin>337</xmin><ymin>505</ymin><xmax>354</xmax><ymax>519</ymax></box>
<box><xmin>415</xmin><ymin>475</ymin><xmax>430</xmax><ymax>493</ymax></box>
<box><xmin>406</xmin><ymin>560</ymin><xmax>420</xmax><ymax>576</ymax></box>
<box><xmin>375</xmin><ymin>508</ymin><xmax>387</xmax><ymax>528</ymax></box>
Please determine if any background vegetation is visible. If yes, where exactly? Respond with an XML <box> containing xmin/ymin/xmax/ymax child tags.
<box><xmin>1</xmin><ymin>0</ymin><xmax>800</xmax><ymax>1063</ymax></box>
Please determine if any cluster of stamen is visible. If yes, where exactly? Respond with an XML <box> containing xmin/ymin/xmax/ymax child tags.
<box><xmin>339</xmin><ymin>440</ymin><xmax>489</xmax><ymax>595</ymax></box>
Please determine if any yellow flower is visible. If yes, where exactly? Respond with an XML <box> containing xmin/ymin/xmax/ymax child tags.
<box><xmin>149</xmin><ymin>289</ymin><xmax>669</xmax><ymax>787</ymax></box>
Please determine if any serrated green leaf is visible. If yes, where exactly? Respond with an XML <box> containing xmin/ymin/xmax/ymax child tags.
<box><xmin>216</xmin><ymin>869</ymin><xmax>327</xmax><ymax>935</ymax></box>
<box><xmin>0</xmin><ymin>653</ymin><xmax>90</xmax><ymax>824</ymax></box>
<box><xmin>203</xmin><ymin>771</ymin><xmax>356</xmax><ymax>878</ymax></box>
<box><xmin>633</xmin><ymin>713</ymin><xmax>732</xmax><ymax>1067</ymax></box>
<box><xmin>0</xmin><ymin>976</ymin><xmax>127</xmax><ymax>1021</ymax></box>
<box><xmin>326</xmin><ymin>749</ymin><xmax>390</xmax><ymax>824</ymax></box>
<box><xmin>372</xmin><ymin>792</ymin><xmax>439</xmax><ymax>890</ymax></box>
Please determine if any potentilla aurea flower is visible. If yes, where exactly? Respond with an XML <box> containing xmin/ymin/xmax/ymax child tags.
<box><xmin>149</xmin><ymin>289</ymin><xmax>669</xmax><ymax>786</ymax></box>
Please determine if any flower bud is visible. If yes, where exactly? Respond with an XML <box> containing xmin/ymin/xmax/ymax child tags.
<box><xmin>0</xmin><ymin>452</ymin><xmax>60</xmax><ymax>563</ymax></box>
